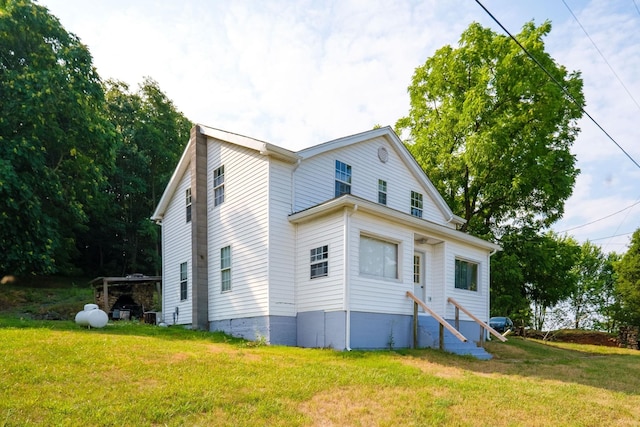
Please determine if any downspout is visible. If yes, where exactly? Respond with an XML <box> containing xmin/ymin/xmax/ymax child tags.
<box><xmin>344</xmin><ymin>203</ymin><xmax>358</xmax><ymax>351</ymax></box>
<box><xmin>291</xmin><ymin>158</ymin><xmax>301</xmax><ymax>212</ymax></box>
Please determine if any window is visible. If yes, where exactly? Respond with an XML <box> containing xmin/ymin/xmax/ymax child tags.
<box><xmin>411</xmin><ymin>191</ymin><xmax>423</xmax><ymax>218</ymax></box>
<box><xmin>455</xmin><ymin>259</ymin><xmax>478</xmax><ymax>291</ymax></box>
<box><xmin>185</xmin><ymin>188</ymin><xmax>192</xmax><ymax>223</ymax></box>
<box><xmin>335</xmin><ymin>160</ymin><xmax>351</xmax><ymax>197</ymax></box>
<box><xmin>213</xmin><ymin>165</ymin><xmax>225</xmax><ymax>206</ymax></box>
<box><xmin>220</xmin><ymin>246</ymin><xmax>231</xmax><ymax>292</ymax></box>
<box><xmin>179</xmin><ymin>262</ymin><xmax>188</xmax><ymax>300</ymax></box>
<box><xmin>359</xmin><ymin>235</ymin><xmax>398</xmax><ymax>279</ymax></box>
<box><xmin>378</xmin><ymin>179</ymin><xmax>387</xmax><ymax>205</ymax></box>
<box><xmin>310</xmin><ymin>245</ymin><xmax>328</xmax><ymax>279</ymax></box>
<box><xmin>413</xmin><ymin>255</ymin><xmax>420</xmax><ymax>284</ymax></box>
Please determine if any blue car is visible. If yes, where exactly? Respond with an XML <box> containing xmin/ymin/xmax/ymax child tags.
<box><xmin>489</xmin><ymin>316</ymin><xmax>513</xmax><ymax>333</ymax></box>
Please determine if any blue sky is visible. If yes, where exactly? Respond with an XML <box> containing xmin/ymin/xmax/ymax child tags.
<box><xmin>39</xmin><ymin>0</ymin><xmax>640</xmax><ymax>253</ymax></box>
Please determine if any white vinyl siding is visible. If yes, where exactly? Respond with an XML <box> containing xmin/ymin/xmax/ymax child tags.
<box><xmin>296</xmin><ymin>212</ymin><xmax>345</xmax><ymax>312</ymax></box>
<box><xmin>267</xmin><ymin>159</ymin><xmax>296</xmax><ymax>316</ymax></box>
<box><xmin>207</xmin><ymin>140</ymin><xmax>270</xmax><ymax>320</ymax></box>
<box><xmin>161</xmin><ymin>169</ymin><xmax>192</xmax><ymax>325</ymax></box>
<box><xmin>294</xmin><ymin>135</ymin><xmax>449</xmax><ymax>226</ymax></box>
<box><xmin>444</xmin><ymin>241</ymin><xmax>489</xmax><ymax>321</ymax></box>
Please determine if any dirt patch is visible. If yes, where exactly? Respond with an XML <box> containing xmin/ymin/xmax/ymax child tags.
<box><xmin>523</xmin><ymin>329</ymin><xmax>618</xmax><ymax>347</ymax></box>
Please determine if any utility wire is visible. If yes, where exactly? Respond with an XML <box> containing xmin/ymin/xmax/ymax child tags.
<box><xmin>634</xmin><ymin>0</ymin><xmax>640</xmax><ymax>18</ymax></box>
<box><xmin>474</xmin><ymin>0</ymin><xmax>640</xmax><ymax>171</ymax></box>
<box><xmin>557</xmin><ymin>199</ymin><xmax>640</xmax><ymax>233</ymax></box>
<box><xmin>562</xmin><ymin>0</ymin><xmax>640</xmax><ymax>113</ymax></box>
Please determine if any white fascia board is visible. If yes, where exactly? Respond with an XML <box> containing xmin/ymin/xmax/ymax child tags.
<box><xmin>288</xmin><ymin>195</ymin><xmax>501</xmax><ymax>252</ymax></box>
<box><xmin>151</xmin><ymin>137</ymin><xmax>192</xmax><ymax>222</ymax></box>
<box><xmin>199</xmin><ymin>124</ymin><xmax>299</xmax><ymax>163</ymax></box>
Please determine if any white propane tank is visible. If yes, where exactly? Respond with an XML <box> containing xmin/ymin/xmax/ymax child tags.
<box><xmin>75</xmin><ymin>304</ymin><xmax>108</xmax><ymax>328</ymax></box>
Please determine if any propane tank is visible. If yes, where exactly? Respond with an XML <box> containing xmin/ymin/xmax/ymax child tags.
<box><xmin>75</xmin><ymin>304</ymin><xmax>108</xmax><ymax>328</ymax></box>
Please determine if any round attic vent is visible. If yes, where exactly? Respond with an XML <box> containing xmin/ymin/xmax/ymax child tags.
<box><xmin>378</xmin><ymin>147</ymin><xmax>388</xmax><ymax>163</ymax></box>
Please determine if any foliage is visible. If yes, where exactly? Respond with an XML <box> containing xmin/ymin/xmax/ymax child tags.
<box><xmin>614</xmin><ymin>229</ymin><xmax>640</xmax><ymax>326</ymax></box>
<box><xmin>76</xmin><ymin>78</ymin><xmax>191</xmax><ymax>276</ymax></box>
<box><xmin>553</xmin><ymin>243</ymin><xmax>621</xmax><ymax>331</ymax></box>
<box><xmin>396</xmin><ymin>21</ymin><xmax>584</xmax><ymax>237</ymax></box>
<box><xmin>0</xmin><ymin>0</ymin><xmax>115</xmax><ymax>275</ymax></box>
<box><xmin>491</xmin><ymin>229</ymin><xmax>580</xmax><ymax>329</ymax></box>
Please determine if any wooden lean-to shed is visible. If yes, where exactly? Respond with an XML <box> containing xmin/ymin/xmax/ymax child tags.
<box><xmin>90</xmin><ymin>274</ymin><xmax>162</xmax><ymax>322</ymax></box>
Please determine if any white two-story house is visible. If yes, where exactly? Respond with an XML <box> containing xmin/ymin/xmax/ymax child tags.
<box><xmin>151</xmin><ymin>125</ymin><xmax>500</xmax><ymax>353</ymax></box>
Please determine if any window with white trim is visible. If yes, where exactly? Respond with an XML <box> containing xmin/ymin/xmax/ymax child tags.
<box><xmin>413</xmin><ymin>255</ymin><xmax>420</xmax><ymax>284</ymax></box>
<box><xmin>378</xmin><ymin>179</ymin><xmax>387</xmax><ymax>205</ymax></box>
<box><xmin>335</xmin><ymin>160</ymin><xmax>351</xmax><ymax>197</ymax></box>
<box><xmin>179</xmin><ymin>262</ymin><xmax>188</xmax><ymax>300</ymax></box>
<box><xmin>359</xmin><ymin>235</ymin><xmax>398</xmax><ymax>279</ymax></box>
<box><xmin>411</xmin><ymin>191</ymin><xmax>423</xmax><ymax>218</ymax></box>
<box><xmin>185</xmin><ymin>188</ymin><xmax>192</xmax><ymax>223</ymax></box>
<box><xmin>213</xmin><ymin>165</ymin><xmax>225</xmax><ymax>207</ymax></box>
<box><xmin>455</xmin><ymin>259</ymin><xmax>478</xmax><ymax>291</ymax></box>
<box><xmin>220</xmin><ymin>246</ymin><xmax>231</xmax><ymax>292</ymax></box>
<box><xmin>310</xmin><ymin>245</ymin><xmax>328</xmax><ymax>279</ymax></box>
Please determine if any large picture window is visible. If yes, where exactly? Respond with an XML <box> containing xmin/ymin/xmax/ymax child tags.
<box><xmin>359</xmin><ymin>235</ymin><xmax>398</xmax><ymax>279</ymax></box>
<box><xmin>213</xmin><ymin>165</ymin><xmax>225</xmax><ymax>207</ymax></box>
<box><xmin>310</xmin><ymin>245</ymin><xmax>328</xmax><ymax>279</ymax></box>
<box><xmin>220</xmin><ymin>246</ymin><xmax>231</xmax><ymax>292</ymax></box>
<box><xmin>335</xmin><ymin>160</ymin><xmax>351</xmax><ymax>197</ymax></box>
<box><xmin>455</xmin><ymin>259</ymin><xmax>478</xmax><ymax>291</ymax></box>
<box><xmin>179</xmin><ymin>262</ymin><xmax>188</xmax><ymax>300</ymax></box>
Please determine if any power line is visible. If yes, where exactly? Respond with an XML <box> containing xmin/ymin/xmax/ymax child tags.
<box><xmin>634</xmin><ymin>0</ymin><xmax>640</xmax><ymax>18</ymax></box>
<box><xmin>474</xmin><ymin>0</ymin><xmax>640</xmax><ymax>171</ymax></box>
<box><xmin>562</xmin><ymin>0</ymin><xmax>640</xmax><ymax>113</ymax></box>
<box><xmin>557</xmin><ymin>199</ymin><xmax>640</xmax><ymax>233</ymax></box>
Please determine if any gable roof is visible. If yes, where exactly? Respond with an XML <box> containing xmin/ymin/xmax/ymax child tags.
<box><xmin>152</xmin><ymin>125</ymin><xmax>464</xmax><ymax>227</ymax></box>
<box><xmin>151</xmin><ymin>124</ymin><xmax>298</xmax><ymax>221</ymax></box>
<box><xmin>298</xmin><ymin>126</ymin><xmax>465</xmax><ymax>226</ymax></box>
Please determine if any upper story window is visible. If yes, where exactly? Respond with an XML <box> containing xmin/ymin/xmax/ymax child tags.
<box><xmin>220</xmin><ymin>246</ymin><xmax>231</xmax><ymax>292</ymax></box>
<box><xmin>179</xmin><ymin>262</ymin><xmax>188</xmax><ymax>301</ymax></box>
<box><xmin>310</xmin><ymin>245</ymin><xmax>329</xmax><ymax>279</ymax></box>
<box><xmin>411</xmin><ymin>191</ymin><xmax>423</xmax><ymax>218</ymax></box>
<box><xmin>335</xmin><ymin>160</ymin><xmax>351</xmax><ymax>197</ymax></box>
<box><xmin>213</xmin><ymin>165</ymin><xmax>225</xmax><ymax>207</ymax></box>
<box><xmin>378</xmin><ymin>179</ymin><xmax>387</xmax><ymax>205</ymax></box>
<box><xmin>359</xmin><ymin>235</ymin><xmax>398</xmax><ymax>280</ymax></box>
<box><xmin>185</xmin><ymin>188</ymin><xmax>192</xmax><ymax>223</ymax></box>
<box><xmin>455</xmin><ymin>259</ymin><xmax>478</xmax><ymax>291</ymax></box>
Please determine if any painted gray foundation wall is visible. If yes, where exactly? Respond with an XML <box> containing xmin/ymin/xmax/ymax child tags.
<box><xmin>210</xmin><ymin>315</ymin><xmax>297</xmax><ymax>346</ymax></box>
<box><xmin>349</xmin><ymin>312</ymin><xmax>413</xmax><ymax>349</ymax></box>
<box><xmin>417</xmin><ymin>316</ymin><xmax>483</xmax><ymax>348</ymax></box>
<box><xmin>297</xmin><ymin>311</ymin><xmax>346</xmax><ymax>350</ymax></box>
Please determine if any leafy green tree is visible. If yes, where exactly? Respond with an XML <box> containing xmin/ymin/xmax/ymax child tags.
<box><xmin>614</xmin><ymin>229</ymin><xmax>640</xmax><ymax>326</ymax></box>
<box><xmin>396</xmin><ymin>21</ymin><xmax>584</xmax><ymax>237</ymax></box>
<box><xmin>77</xmin><ymin>78</ymin><xmax>191</xmax><ymax>276</ymax></box>
<box><xmin>564</xmin><ymin>242</ymin><xmax>620</xmax><ymax>330</ymax></box>
<box><xmin>0</xmin><ymin>0</ymin><xmax>115</xmax><ymax>275</ymax></box>
<box><xmin>491</xmin><ymin>229</ymin><xmax>579</xmax><ymax>329</ymax></box>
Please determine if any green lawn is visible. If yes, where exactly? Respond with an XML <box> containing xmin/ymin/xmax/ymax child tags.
<box><xmin>1</xmin><ymin>318</ymin><xmax>639</xmax><ymax>426</ymax></box>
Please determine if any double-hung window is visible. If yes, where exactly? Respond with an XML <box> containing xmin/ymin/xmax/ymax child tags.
<box><xmin>310</xmin><ymin>245</ymin><xmax>328</xmax><ymax>279</ymax></box>
<box><xmin>455</xmin><ymin>259</ymin><xmax>478</xmax><ymax>291</ymax></box>
<box><xmin>220</xmin><ymin>246</ymin><xmax>231</xmax><ymax>292</ymax></box>
<box><xmin>335</xmin><ymin>160</ymin><xmax>351</xmax><ymax>197</ymax></box>
<box><xmin>179</xmin><ymin>262</ymin><xmax>188</xmax><ymax>300</ymax></box>
<box><xmin>411</xmin><ymin>191</ymin><xmax>423</xmax><ymax>218</ymax></box>
<box><xmin>378</xmin><ymin>179</ymin><xmax>387</xmax><ymax>205</ymax></box>
<box><xmin>359</xmin><ymin>235</ymin><xmax>398</xmax><ymax>279</ymax></box>
<box><xmin>213</xmin><ymin>165</ymin><xmax>225</xmax><ymax>207</ymax></box>
<box><xmin>185</xmin><ymin>188</ymin><xmax>192</xmax><ymax>223</ymax></box>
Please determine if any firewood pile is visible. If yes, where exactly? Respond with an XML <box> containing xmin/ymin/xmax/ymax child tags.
<box><xmin>618</xmin><ymin>326</ymin><xmax>639</xmax><ymax>350</ymax></box>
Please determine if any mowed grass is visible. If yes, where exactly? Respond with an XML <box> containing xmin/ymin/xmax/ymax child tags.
<box><xmin>1</xmin><ymin>319</ymin><xmax>640</xmax><ymax>426</ymax></box>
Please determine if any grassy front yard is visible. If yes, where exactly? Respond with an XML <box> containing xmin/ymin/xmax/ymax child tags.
<box><xmin>1</xmin><ymin>317</ymin><xmax>639</xmax><ymax>426</ymax></box>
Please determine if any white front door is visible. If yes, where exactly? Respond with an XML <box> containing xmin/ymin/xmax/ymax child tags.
<box><xmin>413</xmin><ymin>252</ymin><xmax>426</xmax><ymax>308</ymax></box>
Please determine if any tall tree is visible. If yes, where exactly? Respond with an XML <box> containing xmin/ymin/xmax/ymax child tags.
<box><xmin>0</xmin><ymin>0</ymin><xmax>115</xmax><ymax>275</ymax></box>
<box><xmin>491</xmin><ymin>229</ymin><xmax>579</xmax><ymax>329</ymax></box>
<box><xmin>77</xmin><ymin>78</ymin><xmax>191</xmax><ymax>276</ymax></box>
<box><xmin>396</xmin><ymin>21</ymin><xmax>584</xmax><ymax>237</ymax></box>
<box><xmin>614</xmin><ymin>229</ymin><xmax>640</xmax><ymax>326</ymax></box>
